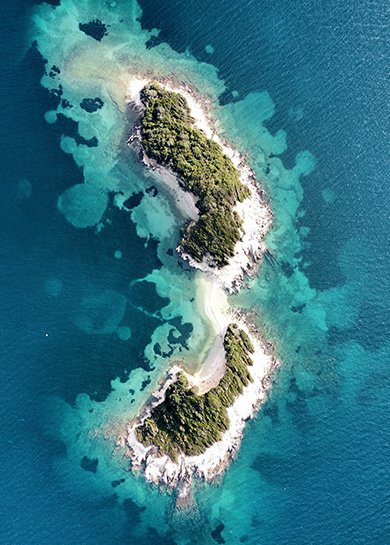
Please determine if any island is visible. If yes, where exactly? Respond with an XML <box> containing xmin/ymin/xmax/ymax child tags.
<box><xmin>121</xmin><ymin>79</ymin><xmax>278</xmax><ymax>503</ymax></box>
<box><xmin>136</xmin><ymin>324</ymin><xmax>255</xmax><ymax>460</ymax></box>
<box><xmin>139</xmin><ymin>82</ymin><xmax>249</xmax><ymax>267</ymax></box>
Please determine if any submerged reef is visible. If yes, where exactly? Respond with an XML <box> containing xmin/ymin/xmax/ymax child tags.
<box><xmin>139</xmin><ymin>82</ymin><xmax>250</xmax><ymax>267</ymax></box>
<box><xmin>136</xmin><ymin>324</ymin><xmax>255</xmax><ymax>460</ymax></box>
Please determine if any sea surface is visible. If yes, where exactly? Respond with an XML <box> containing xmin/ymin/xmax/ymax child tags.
<box><xmin>0</xmin><ymin>1</ymin><xmax>389</xmax><ymax>544</ymax></box>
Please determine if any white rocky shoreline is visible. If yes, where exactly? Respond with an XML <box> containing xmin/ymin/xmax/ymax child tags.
<box><xmin>119</xmin><ymin>76</ymin><xmax>279</xmax><ymax>504</ymax></box>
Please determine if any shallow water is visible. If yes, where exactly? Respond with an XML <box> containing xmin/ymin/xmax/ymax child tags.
<box><xmin>1</xmin><ymin>0</ymin><xmax>389</xmax><ymax>544</ymax></box>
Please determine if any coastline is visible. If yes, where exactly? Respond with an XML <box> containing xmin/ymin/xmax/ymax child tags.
<box><xmin>122</xmin><ymin>76</ymin><xmax>278</xmax><ymax>497</ymax></box>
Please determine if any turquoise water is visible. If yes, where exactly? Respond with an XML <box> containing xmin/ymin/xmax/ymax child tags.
<box><xmin>1</xmin><ymin>0</ymin><xmax>389</xmax><ymax>543</ymax></box>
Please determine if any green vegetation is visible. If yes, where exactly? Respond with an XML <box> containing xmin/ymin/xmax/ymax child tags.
<box><xmin>140</xmin><ymin>82</ymin><xmax>250</xmax><ymax>267</ymax></box>
<box><xmin>135</xmin><ymin>324</ymin><xmax>255</xmax><ymax>460</ymax></box>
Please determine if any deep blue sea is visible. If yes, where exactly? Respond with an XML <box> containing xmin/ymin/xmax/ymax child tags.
<box><xmin>1</xmin><ymin>1</ymin><xmax>389</xmax><ymax>544</ymax></box>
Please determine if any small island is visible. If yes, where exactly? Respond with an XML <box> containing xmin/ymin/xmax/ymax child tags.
<box><xmin>136</xmin><ymin>324</ymin><xmax>255</xmax><ymax>460</ymax></box>
<box><xmin>122</xmin><ymin>78</ymin><xmax>277</xmax><ymax>500</ymax></box>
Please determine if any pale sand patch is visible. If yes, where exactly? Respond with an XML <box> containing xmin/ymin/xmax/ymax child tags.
<box><xmin>142</xmin><ymin>155</ymin><xmax>199</xmax><ymax>222</ymax></box>
<box><xmin>127</xmin><ymin>78</ymin><xmax>148</xmax><ymax>107</ymax></box>
<box><xmin>189</xmin><ymin>274</ymin><xmax>231</xmax><ymax>393</ymax></box>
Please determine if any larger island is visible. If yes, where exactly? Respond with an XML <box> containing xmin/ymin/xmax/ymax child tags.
<box><xmin>140</xmin><ymin>82</ymin><xmax>249</xmax><ymax>267</ymax></box>
<box><xmin>121</xmin><ymin>80</ymin><xmax>277</xmax><ymax>502</ymax></box>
